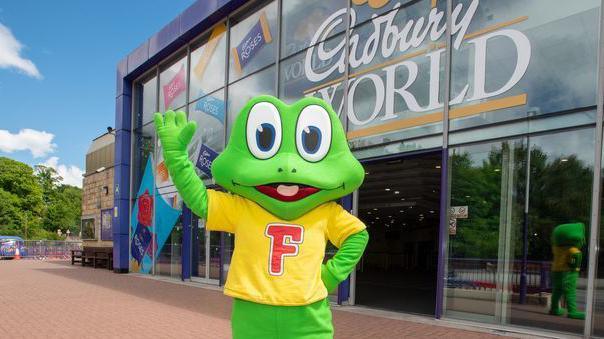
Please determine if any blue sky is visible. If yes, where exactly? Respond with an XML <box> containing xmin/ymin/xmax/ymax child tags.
<box><xmin>0</xmin><ymin>0</ymin><xmax>195</xmax><ymax>186</ymax></box>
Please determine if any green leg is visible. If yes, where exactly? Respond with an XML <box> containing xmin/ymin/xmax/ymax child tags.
<box><xmin>563</xmin><ymin>272</ymin><xmax>585</xmax><ymax>320</ymax></box>
<box><xmin>232</xmin><ymin>298</ymin><xmax>334</xmax><ymax>339</ymax></box>
<box><xmin>550</xmin><ymin>272</ymin><xmax>565</xmax><ymax>316</ymax></box>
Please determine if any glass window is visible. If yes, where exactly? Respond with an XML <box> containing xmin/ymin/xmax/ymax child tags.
<box><xmin>189</xmin><ymin>22</ymin><xmax>227</xmax><ymax>102</ymax></box>
<box><xmin>227</xmin><ymin>65</ymin><xmax>276</xmax><ymax>137</ymax></box>
<box><xmin>155</xmin><ymin>189</ymin><xmax>183</xmax><ymax>279</ymax></box>
<box><xmin>449</xmin><ymin>0</ymin><xmax>599</xmax><ymax>133</ymax></box>
<box><xmin>445</xmin><ymin>137</ymin><xmax>527</xmax><ymax>326</ymax></box>
<box><xmin>281</xmin><ymin>0</ymin><xmax>347</xmax><ymax>58</ymax></box>
<box><xmin>188</xmin><ymin>89</ymin><xmax>226</xmax><ymax>179</ymax></box>
<box><xmin>81</xmin><ymin>218</ymin><xmax>95</xmax><ymax>240</ymax></box>
<box><xmin>159</xmin><ymin>53</ymin><xmax>188</xmax><ymax>112</ymax></box>
<box><xmin>596</xmin><ymin>139</ymin><xmax>604</xmax><ymax>337</ymax></box>
<box><xmin>351</xmin><ymin>0</ymin><xmax>416</xmax><ymax>28</ymax></box>
<box><xmin>132</xmin><ymin>123</ymin><xmax>155</xmax><ymax>196</ymax></box>
<box><xmin>280</xmin><ymin>34</ymin><xmax>346</xmax><ymax>113</ymax></box>
<box><xmin>229</xmin><ymin>1</ymin><xmax>278</xmax><ymax>82</ymax></box>
<box><xmin>445</xmin><ymin>128</ymin><xmax>595</xmax><ymax>336</ymax></box>
<box><xmin>346</xmin><ymin>0</ymin><xmax>445</xmax><ymax>149</ymax></box>
<box><xmin>137</xmin><ymin>75</ymin><xmax>157</xmax><ymax>126</ymax></box>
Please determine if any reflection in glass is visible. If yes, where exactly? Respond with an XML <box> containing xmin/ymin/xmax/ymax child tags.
<box><xmin>138</xmin><ymin>75</ymin><xmax>157</xmax><ymax>126</ymax></box>
<box><xmin>223</xmin><ymin>232</ymin><xmax>235</xmax><ymax>280</ymax></box>
<box><xmin>155</xmin><ymin>190</ymin><xmax>183</xmax><ymax>278</ymax></box>
<box><xmin>192</xmin><ymin>217</ymin><xmax>222</xmax><ymax>282</ymax></box>
<box><xmin>192</xmin><ymin>217</ymin><xmax>207</xmax><ymax>279</ymax></box>
<box><xmin>350</xmin><ymin>0</ymin><xmax>415</xmax><ymax>28</ymax></box>
<box><xmin>209</xmin><ymin>232</ymin><xmax>221</xmax><ymax>280</ymax></box>
<box><xmin>189</xmin><ymin>23</ymin><xmax>227</xmax><ymax>102</ymax></box>
<box><xmin>132</xmin><ymin>123</ymin><xmax>155</xmax><ymax>197</ymax></box>
<box><xmin>445</xmin><ymin>138</ymin><xmax>526</xmax><ymax>324</ymax></box>
<box><xmin>227</xmin><ymin>66</ymin><xmax>276</xmax><ymax>137</ymax></box>
<box><xmin>346</xmin><ymin>0</ymin><xmax>445</xmax><ymax>149</ymax></box>
<box><xmin>188</xmin><ymin>90</ymin><xmax>226</xmax><ymax>179</ymax></box>
<box><xmin>449</xmin><ymin>0</ymin><xmax>599</xmax><ymax>133</ymax></box>
<box><xmin>279</xmin><ymin>34</ymin><xmax>346</xmax><ymax>113</ymax></box>
<box><xmin>159</xmin><ymin>55</ymin><xmax>188</xmax><ymax>112</ymax></box>
<box><xmin>281</xmin><ymin>0</ymin><xmax>346</xmax><ymax>58</ymax></box>
<box><xmin>445</xmin><ymin>128</ymin><xmax>595</xmax><ymax>335</ymax></box>
<box><xmin>595</xmin><ymin>133</ymin><xmax>604</xmax><ymax>337</ymax></box>
<box><xmin>229</xmin><ymin>1</ymin><xmax>278</xmax><ymax>82</ymax></box>
<box><xmin>81</xmin><ymin>218</ymin><xmax>95</xmax><ymax>240</ymax></box>
<box><xmin>505</xmin><ymin>128</ymin><xmax>594</xmax><ymax>334</ymax></box>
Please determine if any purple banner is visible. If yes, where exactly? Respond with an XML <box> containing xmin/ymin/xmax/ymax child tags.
<box><xmin>232</xmin><ymin>11</ymin><xmax>272</xmax><ymax>74</ymax></box>
<box><xmin>101</xmin><ymin>208</ymin><xmax>113</xmax><ymax>241</ymax></box>
<box><xmin>196</xmin><ymin>144</ymin><xmax>219</xmax><ymax>177</ymax></box>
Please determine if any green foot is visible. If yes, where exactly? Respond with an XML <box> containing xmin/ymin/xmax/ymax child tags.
<box><xmin>568</xmin><ymin>311</ymin><xmax>585</xmax><ymax>320</ymax></box>
<box><xmin>549</xmin><ymin>308</ymin><xmax>565</xmax><ymax>316</ymax></box>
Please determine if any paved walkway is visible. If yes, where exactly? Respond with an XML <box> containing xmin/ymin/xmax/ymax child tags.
<box><xmin>0</xmin><ymin>260</ymin><xmax>526</xmax><ymax>338</ymax></box>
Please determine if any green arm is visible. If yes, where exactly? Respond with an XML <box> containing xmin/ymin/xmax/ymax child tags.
<box><xmin>154</xmin><ymin>111</ymin><xmax>208</xmax><ymax>218</ymax></box>
<box><xmin>321</xmin><ymin>230</ymin><xmax>369</xmax><ymax>293</ymax></box>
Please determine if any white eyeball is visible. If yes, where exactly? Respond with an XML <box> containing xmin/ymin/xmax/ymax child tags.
<box><xmin>296</xmin><ymin>105</ymin><xmax>332</xmax><ymax>162</ymax></box>
<box><xmin>246</xmin><ymin>102</ymin><xmax>282</xmax><ymax>159</ymax></box>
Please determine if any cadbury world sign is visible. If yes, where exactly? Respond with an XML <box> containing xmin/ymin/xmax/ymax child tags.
<box><xmin>299</xmin><ymin>0</ymin><xmax>531</xmax><ymax>139</ymax></box>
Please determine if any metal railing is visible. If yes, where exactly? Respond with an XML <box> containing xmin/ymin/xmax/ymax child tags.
<box><xmin>447</xmin><ymin>258</ymin><xmax>551</xmax><ymax>293</ymax></box>
<box><xmin>0</xmin><ymin>240</ymin><xmax>83</xmax><ymax>260</ymax></box>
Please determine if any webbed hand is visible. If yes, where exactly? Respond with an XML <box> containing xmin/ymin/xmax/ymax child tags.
<box><xmin>154</xmin><ymin>110</ymin><xmax>197</xmax><ymax>154</ymax></box>
<box><xmin>153</xmin><ymin>110</ymin><xmax>208</xmax><ymax>219</ymax></box>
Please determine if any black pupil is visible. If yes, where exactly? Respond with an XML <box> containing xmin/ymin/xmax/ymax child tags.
<box><xmin>303</xmin><ymin>126</ymin><xmax>321</xmax><ymax>154</ymax></box>
<box><xmin>257</xmin><ymin>123</ymin><xmax>275</xmax><ymax>151</ymax></box>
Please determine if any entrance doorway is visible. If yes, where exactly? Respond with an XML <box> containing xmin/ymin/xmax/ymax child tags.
<box><xmin>191</xmin><ymin>215</ymin><xmax>221</xmax><ymax>284</ymax></box>
<box><xmin>355</xmin><ymin>152</ymin><xmax>441</xmax><ymax>315</ymax></box>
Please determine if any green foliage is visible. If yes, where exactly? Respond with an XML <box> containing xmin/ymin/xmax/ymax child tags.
<box><xmin>449</xmin><ymin>143</ymin><xmax>593</xmax><ymax>262</ymax></box>
<box><xmin>0</xmin><ymin>157</ymin><xmax>82</xmax><ymax>239</ymax></box>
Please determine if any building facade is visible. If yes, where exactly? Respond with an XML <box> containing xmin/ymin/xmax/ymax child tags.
<box><xmin>82</xmin><ymin>131</ymin><xmax>114</xmax><ymax>246</ymax></box>
<box><xmin>114</xmin><ymin>0</ymin><xmax>604</xmax><ymax>336</ymax></box>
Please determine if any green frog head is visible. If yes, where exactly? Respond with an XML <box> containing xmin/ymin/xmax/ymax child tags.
<box><xmin>552</xmin><ymin>222</ymin><xmax>586</xmax><ymax>247</ymax></box>
<box><xmin>211</xmin><ymin>95</ymin><xmax>364</xmax><ymax>220</ymax></box>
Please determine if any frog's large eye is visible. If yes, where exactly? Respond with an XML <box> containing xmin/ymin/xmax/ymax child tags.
<box><xmin>296</xmin><ymin>105</ymin><xmax>332</xmax><ymax>162</ymax></box>
<box><xmin>246</xmin><ymin>102</ymin><xmax>282</xmax><ymax>159</ymax></box>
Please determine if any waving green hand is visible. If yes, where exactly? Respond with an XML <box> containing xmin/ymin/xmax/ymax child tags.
<box><xmin>154</xmin><ymin>110</ymin><xmax>209</xmax><ymax>218</ymax></box>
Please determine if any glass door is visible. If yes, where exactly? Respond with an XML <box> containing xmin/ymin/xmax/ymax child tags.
<box><xmin>444</xmin><ymin>127</ymin><xmax>595</xmax><ymax>336</ymax></box>
<box><xmin>191</xmin><ymin>216</ymin><xmax>220</xmax><ymax>284</ymax></box>
<box><xmin>444</xmin><ymin>138</ymin><xmax>526</xmax><ymax>323</ymax></box>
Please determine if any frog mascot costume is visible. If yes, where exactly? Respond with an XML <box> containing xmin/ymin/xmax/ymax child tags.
<box><xmin>549</xmin><ymin>222</ymin><xmax>585</xmax><ymax>320</ymax></box>
<box><xmin>154</xmin><ymin>96</ymin><xmax>368</xmax><ymax>338</ymax></box>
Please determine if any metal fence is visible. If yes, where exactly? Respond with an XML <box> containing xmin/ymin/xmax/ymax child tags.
<box><xmin>447</xmin><ymin>258</ymin><xmax>551</xmax><ymax>294</ymax></box>
<box><xmin>0</xmin><ymin>240</ymin><xmax>82</xmax><ymax>260</ymax></box>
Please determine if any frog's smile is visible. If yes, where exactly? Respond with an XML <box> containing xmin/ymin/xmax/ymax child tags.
<box><xmin>255</xmin><ymin>183</ymin><xmax>320</xmax><ymax>202</ymax></box>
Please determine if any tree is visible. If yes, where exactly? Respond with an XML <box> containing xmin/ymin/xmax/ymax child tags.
<box><xmin>0</xmin><ymin>157</ymin><xmax>82</xmax><ymax>239</ymax></box>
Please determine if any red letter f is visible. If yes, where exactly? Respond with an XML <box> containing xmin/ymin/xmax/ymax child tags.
<box><xmin>265</xmin><ymin>223</ymin><xmax>304</xmax><ymax>276</ymax></box>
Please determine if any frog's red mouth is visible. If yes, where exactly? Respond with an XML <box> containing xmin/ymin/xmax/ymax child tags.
<box><xmin>255</xmin><ymin>183</ymin><xmax>320</xmax><ymax>202</ymax></box>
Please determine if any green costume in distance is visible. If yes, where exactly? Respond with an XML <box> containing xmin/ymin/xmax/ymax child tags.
<box><xmin>549</xmin><ymin>222</ymin><xmax>585</xmax><ymax>320</ymax></box>
<box><xmin>155</xmin><ymin>96</ymin><xmax>368</xmax><ymax>338</ymax></box>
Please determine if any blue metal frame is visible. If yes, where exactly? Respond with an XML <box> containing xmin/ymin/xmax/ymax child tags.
<box><xmin>336</xmin><ymin>194</ymin><xmax>354</xmax><ymax>305</ymax></box>
<box><xmin>181</xmin><ymin>205</ymin><xmax>192</xmax><ymax>280</ymax></box>
<box><xmin>113</xmin><ymin>0</ymin><xmax>249</xmax><ymax>273</ymax></box>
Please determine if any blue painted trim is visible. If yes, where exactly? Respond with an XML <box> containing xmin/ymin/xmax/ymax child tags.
<box><xmin>336</xmin><ymin>195</ymin><xmax>354</xmax><ymax>305</ymax></box>
<box><xmin>435</xmin><ymin>148</ymin><xmax>448</xmax><ymax>318</ymax></box>
<box><xmin>182</xmin><ymin>204</ymin><xmax>192</xmax><ymax>280</ymax></box>
<box><xmin>117</xmin><ymin>0</ymin><xmax>249</xmax><ymax>86</ymax></box>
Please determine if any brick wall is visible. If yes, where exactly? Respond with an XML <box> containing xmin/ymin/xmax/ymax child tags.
<box><xmin>81</xmin><ymin>167</ymin><xmax>114</xmax><ymax>247</ymax></box>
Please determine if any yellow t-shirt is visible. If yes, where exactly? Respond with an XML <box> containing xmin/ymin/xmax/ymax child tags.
<box><xmin>552</xmin><ymin>246</ymin><xmax>581</xmax><ymax>272</ymax></box>
<box><xmin>205</xmin><ymin>190</ymin><xmax>365</xmax><ymax>306</ymax></box>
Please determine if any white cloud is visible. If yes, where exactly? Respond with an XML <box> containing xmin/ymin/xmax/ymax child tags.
<box><xmin>0</xmin><ymin>23</ymin><xmax>41</xmax><ymax>79</ymax></box>
<box><xmin>42</xmin><ymin>156</ymin><xmax>83</xmax><ymax>188</ymax></box>
<box><xmin>0</xmin><ymin>128</ymin><xmax>56</xmax><ymax>158</ymax></box>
